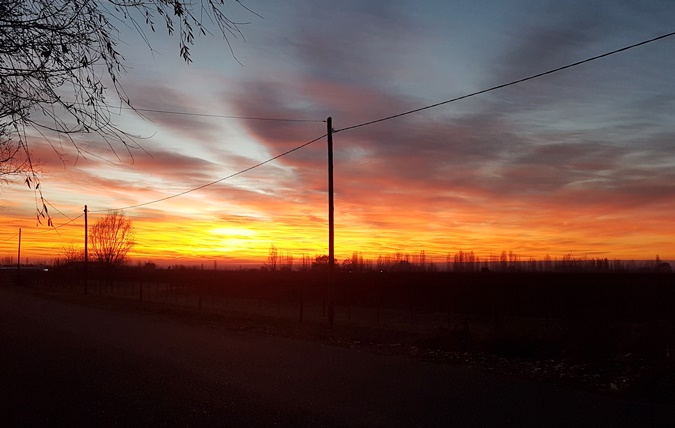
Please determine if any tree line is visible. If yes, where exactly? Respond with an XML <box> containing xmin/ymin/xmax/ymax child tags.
<box><xmin>261</xmin><ymin>246</ymin><xmax>672</xmax><ymax>274</ymax></box>
<box><xmin>15</xmin><ymin>226</ymin><xmax>670</xmax><ymax>274</ymax></box>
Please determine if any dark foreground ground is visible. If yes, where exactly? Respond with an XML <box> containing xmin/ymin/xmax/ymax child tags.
<box><xmin>1</xmin><ymin>286</ymin><xmax>674</xmax><ymax>427</ymax></box>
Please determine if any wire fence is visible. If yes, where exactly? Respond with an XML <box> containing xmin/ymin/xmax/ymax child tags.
<box><xmin>4</xmin><ymin>269</ymin><xmax>675</xmax><ymax>356</ymax></box>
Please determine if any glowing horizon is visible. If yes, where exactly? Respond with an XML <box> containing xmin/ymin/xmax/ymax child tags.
<box><xmin>2</xmin><ymin>186</ymin><xmax>673</xmax><ymax>267</ymax></box>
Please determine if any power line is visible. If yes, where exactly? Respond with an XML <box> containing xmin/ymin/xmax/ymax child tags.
<box><xmin>15</xmin><ymin>31</ymin><xmax>675</xmax><ymax>221</ymax></box>
<box><xmin>29</xmin><ymin>213</ymin><xmax>84</xmax><ymax>234</ymax></box>
<box><xmin>0</xmin><ymin>213</ymin><xmax>83</xmax><ymax>243</ymax></box>
<box><xmin>123</xmin><ymin>106</ymin><xmax>325</xmax><ymax>123</ymax></box>
<box><xmin>0</xmin><ymin>233</ymin><xmax>19</xmax><ymax>244</ymax></box>
<box><xmin>100</xmin><ymin>30</ymin><xmax>675</xmax><ymax>214</ymax></box>
<box><xmin>1</xmin><ymin>128</ymin><xmax>323</xmax><ymax>238</ymax></box>
<box><xmin>93</xmin><ymin>133</ymin><xmax>328</xmax><ymax>212</ymax></box>
<box><xmin>46</xmin><ymin>213</ymin><xmax>84</xmax><ymax>231</ymax></box>
<box><xmin>45</xmin><ymin>200</ymin><xmax>74</xmax><ymax>222</ymax></box>
<box><xmin>335</xmin><ymin>30</ymin><xmax>675</xmax><ymax>133</ymax></box>
<box><xmin>31</xmin><ymin>213</ymin><xmax>85</xmax><ymax>241</ymax></box>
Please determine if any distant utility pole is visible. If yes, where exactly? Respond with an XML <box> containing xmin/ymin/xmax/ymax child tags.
<box><xmin>84</xmin><ymin>205</ymin><xmax>88</xmax><ymax>295</ymax></box>
<box><xmin>17</xmin><ymin>228</ymin><xmax>21</xmax><ymax>274</ymax></box>
<box><xmin>327</xmin><ymin>117</ymin><xmax>335</xmax><ymax>328</ymax></box>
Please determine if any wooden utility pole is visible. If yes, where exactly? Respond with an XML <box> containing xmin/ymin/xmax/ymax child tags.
<box><xmin>327</xmin><ymin>117</ymin><xmax>335</xmax><ymax>328</ymax></box>
<box><xmin>84</xmin><ymin>205</ymin><xmax>88</xmax><ymax>295</ymax></box>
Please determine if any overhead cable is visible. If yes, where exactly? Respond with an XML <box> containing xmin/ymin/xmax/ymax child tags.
<box><xmin>123</xmin><ymin>106</ymin><xmax>325</xmax><ymax>123</ymax></box>
<box><xmin>1</xmin><ymin>213</ymin><xmax>84</xmax><ymax>241</ymax></box>
<box><xmin>0</xmin><ymin>233</ymin><xmax>19</xmax><ymax>243</ymax></box>
<box><xmin>23</xmin><ymin>30</ymin><xmax>675</xmax><ymax>219</ymax></box>
<box><xmin>335</xmin><ymin>30</ymin><xmax>675</xmax><ymax>133</ymax></box>
<box><xmin>95</xmin><ymin>133</ymin><xmax>329</xmax><ymax>212</ymax></box>
<box><xmin>38</xmin><ymin>213</ymin><xmax>84</xmax><ymax>232</ymax></box>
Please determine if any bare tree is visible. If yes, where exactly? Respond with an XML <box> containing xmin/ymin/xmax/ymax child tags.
<box><xmin>280</xmin><ymin>252</ymin><xmax>294</xmax><ymax>271</ymax></box>
<box><xmin>264</xmin><ymin>244</ymin><xmax>278</xmax><ymax>271</ymax></box>
<box><xmin>1</xmin><ymin>0</ymin><xmax>257</xmax><ymax>217</ymax></box>
<box><xmin>54</xmin><ymin>242</ymin><xmax>84</xmax><ymax>266</ymax></box>
<box><xmin>300</xmin><ymin>253</ymin><xmax>312</xmax><ymax>272</ymax></box>
<box><xmin>90</xmin><ymin>210</ymin><xmax>135</xmax><ymax>267</ymax></box>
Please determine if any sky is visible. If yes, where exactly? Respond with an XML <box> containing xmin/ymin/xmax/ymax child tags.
<box><xmin>2</xmin><ymin>0</ymin><xmax>675</xmax><ymax>267</ymax></box>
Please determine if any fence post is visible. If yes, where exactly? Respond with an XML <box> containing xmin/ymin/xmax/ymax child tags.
<box><xmin>347</xmin><ymin>281</ymin><xmax>352</xmax><ymax>321</ymax></box>
<box><xmin>447</xmin><ymin>296</ymin><xmax>452</xmax><ymax>328</ymax></box>
<box><xmin>299</xmin><ymin>287</ymin><xmax>304</xmax><ymax>323</ymax></box>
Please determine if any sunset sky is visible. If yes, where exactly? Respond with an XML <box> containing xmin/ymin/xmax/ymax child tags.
<box><xmin>2</xmin><ymin>0</ymin><xmax>675</xmax><ymax>267</ymax></box>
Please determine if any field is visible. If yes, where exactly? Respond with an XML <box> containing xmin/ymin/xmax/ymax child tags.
<box><xmin>4</xmin><ymin>268</ymin><xmax>675</xmax><ymax>401</ymax></box>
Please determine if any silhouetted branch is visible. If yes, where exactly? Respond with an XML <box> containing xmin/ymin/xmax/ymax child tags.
<box><xmin>0</xmin><ymin>0</ymin><xmax>258</xmax><ymax>215</ymax></box>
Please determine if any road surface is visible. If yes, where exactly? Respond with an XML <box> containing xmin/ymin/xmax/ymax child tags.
<box><xmin>1</xmin><ymin>287</ymin><xmax>674</xmax><ymax>427</ymax></box>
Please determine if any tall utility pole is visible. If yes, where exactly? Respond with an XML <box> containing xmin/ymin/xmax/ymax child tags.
<box><xmin>327</xmin><ymin>117</ymin><xmax>335</xmax><ymax>328</ymax></box>
<box><xmin>84</xmin><ymin>205</ymin><xmax>88</xmax><ymax>295</ymax></box>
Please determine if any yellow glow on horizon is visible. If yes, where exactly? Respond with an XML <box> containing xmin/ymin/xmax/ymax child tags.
<box><xmin>2</xmin><ymin>196</ymin><xmax>675</xmax><ymax>266</ymax></box>
<box><xmin>209</xmin><ymin>227</ymin><xmax>257</xmax><ymax>237</ymax></box>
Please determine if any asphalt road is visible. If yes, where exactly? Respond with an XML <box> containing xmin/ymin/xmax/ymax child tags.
<box><xmin>1</xmin><ymin>287</ymin><xmax>674</xmax><ymax>427</ymax></box>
